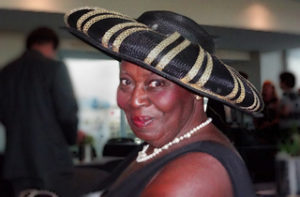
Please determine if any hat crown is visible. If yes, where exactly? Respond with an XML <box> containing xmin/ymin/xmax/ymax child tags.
<box><xmin>137</xmin><ymin>11</ymin><xmax>215</xmax><ymax>54</ymax></box>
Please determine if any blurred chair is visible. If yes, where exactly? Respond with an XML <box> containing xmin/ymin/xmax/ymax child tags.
<box><xmin>103</xmin><ymin>138</ymin><xmax>139</xmax><ymax>157</ymax></box>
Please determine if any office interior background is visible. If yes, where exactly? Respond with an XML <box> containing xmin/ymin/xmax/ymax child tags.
<box><xmin>1</xmin><ymin>0</ymin><xmax>300</xmax><ymax>185</ymax></box>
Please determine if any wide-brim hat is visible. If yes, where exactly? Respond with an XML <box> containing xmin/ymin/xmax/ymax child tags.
<box><xmin>64</xmin><ymin>7</ymin><xmax>263</xmax><ymax>114</ymax></box>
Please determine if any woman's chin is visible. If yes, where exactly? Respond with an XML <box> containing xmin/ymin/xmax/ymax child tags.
<box><xmin>132</xmin><ymin>129</ymin><xmax>160</xmax><ymax>144</ymax></box>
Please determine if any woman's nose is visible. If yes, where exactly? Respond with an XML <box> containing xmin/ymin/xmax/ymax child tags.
<box><xmin>131</xmin><ymin>85</ymin><xmax>150</xmax><ymax>107</ymax></box>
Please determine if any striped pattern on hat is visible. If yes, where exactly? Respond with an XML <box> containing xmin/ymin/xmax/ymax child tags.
<box><xmin>64</xmin><ymin>7</ymin><xmax>263</xmax><ymax>113</ymax></box>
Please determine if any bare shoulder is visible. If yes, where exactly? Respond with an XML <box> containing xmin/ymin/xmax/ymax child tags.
<box><xmin>141</xmin><ymin>152</ymin><xmax>233</xmax><ymax>197</ymax></box>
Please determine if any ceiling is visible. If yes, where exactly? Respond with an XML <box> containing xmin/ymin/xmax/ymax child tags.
<box><xmin>2</xmin><ymin>8</ymin><xmax>300</xmax><ymax>52</ymax></box>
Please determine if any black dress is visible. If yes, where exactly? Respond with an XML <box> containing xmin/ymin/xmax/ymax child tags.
<box><xmin>102</xmin><ymin>141</ymin><xmax>256</xmax><ymax>197</ymax></box>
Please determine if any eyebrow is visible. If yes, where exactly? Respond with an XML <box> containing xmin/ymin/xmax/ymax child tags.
<box><xmin>119</xmin><ymin>68</ymin><xmax>164</xmax><ymax>80</ymax></box>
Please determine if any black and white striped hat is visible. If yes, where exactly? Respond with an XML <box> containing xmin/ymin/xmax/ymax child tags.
<box><xmin>64</xmin><ymin>7</ymin><xmax>263</xmax><ymax>114</ymax></box>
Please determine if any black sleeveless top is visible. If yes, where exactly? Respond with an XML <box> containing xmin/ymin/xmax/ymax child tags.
<box><xmin>102</xmin><ymin>141</ymin><xmax>256</xmax><ymax>197</ymax></box>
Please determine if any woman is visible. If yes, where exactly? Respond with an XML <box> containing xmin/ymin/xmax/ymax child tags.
<box><xmin>65</xmin><ymin>7</ymin><xmax>263</xmax><ymax>197</ymax></box>
<box><xmin>254</xmin><ymin>80</ymin><xmax>280</xmax><ymax>145</ymax></box>
<box><xmin>261</xmin><ymin>80</ymin><xmax>279</xmax><ymax>122</ymax></box>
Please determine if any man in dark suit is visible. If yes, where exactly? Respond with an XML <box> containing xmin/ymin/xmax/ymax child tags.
<box><xmin>0</xmin><ymin>27</ymin><xmax>78</xmax><ymax>196</ymax></box>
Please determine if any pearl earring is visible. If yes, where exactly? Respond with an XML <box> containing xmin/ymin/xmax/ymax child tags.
<box><xmin>195</xmin><ymin>95</ymin><xmax>201</xmax><ymax>100</ymax></box>
<box><xmin>195</xmin><ymin>96</ymin><xmax>209</xmax><ymax>112</ymax></box>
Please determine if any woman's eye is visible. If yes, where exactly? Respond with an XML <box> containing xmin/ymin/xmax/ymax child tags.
<box><xmin>120</xmin><ymin>78</ymin><xmax>131</xmax><ymax>86</ymax></box>
<box><xmin>149</xmin><ymin>80</ymin><xmax>163</xmax><ymax>88</ymax></box>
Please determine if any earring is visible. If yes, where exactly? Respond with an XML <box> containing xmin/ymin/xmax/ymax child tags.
<box><xmin>195</xmin><ymin>95</ymin><xmax>201</xmax><ymax>100</ymax></box>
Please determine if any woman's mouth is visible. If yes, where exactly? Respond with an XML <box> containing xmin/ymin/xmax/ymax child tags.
<box><xmin>132</xmin><ymin>116</ymin><xmax>153</xmax><ymax>128</ymax></box>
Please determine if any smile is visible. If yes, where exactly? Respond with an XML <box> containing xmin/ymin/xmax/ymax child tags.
<box><xmin>132</xmin><ymin>116</ymin><xmax>153</xmax><ymax>128</ymax></box>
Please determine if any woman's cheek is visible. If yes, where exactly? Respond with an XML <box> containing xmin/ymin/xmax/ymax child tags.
<box><xmin>150</xmin><ymin>91</ymin><xmax>175</xmax><ymax>111</ymax></box>
<box><xmin>150</xmin><ymin>87</ymin><xmax>192</xmax><ymax>111</ymax></box>
<box><xmin>117</xmin><ymin>88</ymin><xmax>129</xmax><ymax>109</ymax></box>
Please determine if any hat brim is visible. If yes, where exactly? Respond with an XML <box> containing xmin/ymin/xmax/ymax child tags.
<box><xmin>64</xmin><ymin>7</ymin><xmax>263</xmax><ymax>115</ymax></box>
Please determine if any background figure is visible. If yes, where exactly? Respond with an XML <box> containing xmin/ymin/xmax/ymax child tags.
<box><xmin>0</xmin><ymin>27</ymin><xmax>78</xmax><ymax>196</ymax></box>
<box><xmin>254</xmin><ymin>80</ymin><xmax>280</xmax><ymax>145</ymax></box>
<box><xmin>278</xmin><ymin>72</ymin><xmax>300</xmax><ymax>142</ymax></box>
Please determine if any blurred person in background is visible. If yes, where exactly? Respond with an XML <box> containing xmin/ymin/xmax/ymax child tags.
<box><xmin>278</xmin><ymin>71</ymin><xmax>300</xmax><ymax>142</ymax></box>
<box><xmin>0</xmin><ymin>27</ymin><xmax>78</xmax><ymax>196</ymax></box>
<box><xmin>254</xmin><ymin>80</ymin><xmax>280</xmax><ymax>145</ymax></box>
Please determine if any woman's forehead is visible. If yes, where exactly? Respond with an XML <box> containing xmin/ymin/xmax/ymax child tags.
<box><xmin>120</xmin><ymin>61</ymin><xmax>159</xmax><ymax>77</ymax></box>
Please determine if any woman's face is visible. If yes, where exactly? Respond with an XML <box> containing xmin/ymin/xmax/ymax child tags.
<box><xmin>117</xmin><ymin>61</ymin><xmax>196</xmax><ymax>147</ymax></box>
<box><xmin>262</xmin><ymin>84</ymin><xmax>274</xmax><ymax>102</ymax></box>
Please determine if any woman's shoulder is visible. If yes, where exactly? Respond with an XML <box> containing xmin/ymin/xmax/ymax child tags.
<box><xmin>141</xmin><ymin>150</ymin><xmax>233</xmax><ymax>197</ymax></box>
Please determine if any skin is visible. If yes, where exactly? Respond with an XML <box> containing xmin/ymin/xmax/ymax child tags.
<box><xmin>262</xmin><ymin>83</ymin><xmax>275</xmax><ymax>103</ymax></box>
<box><xmin>31</xmin><ymin>42</ymin><xmax>56</xmax><ymax>59</ymax></box>
<box><xmin>256</xmin><ymin>82</ymin><xmax>280</xmax><ymax>129</ymax></box>
<box><xmin>116</xmin><ymin>61</ymin><xmax>233</xmax><ymax>197</ymax></box>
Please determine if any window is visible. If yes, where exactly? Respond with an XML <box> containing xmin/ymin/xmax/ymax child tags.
<box><xmin>64</xmin><ymin>57</ymin><xmax>135</xmax><ymax>158</ymax></box>
<box><xmin>287</xmin><ymin>48</ymin><xmax>300</xmax><ymax>89</ymax></box>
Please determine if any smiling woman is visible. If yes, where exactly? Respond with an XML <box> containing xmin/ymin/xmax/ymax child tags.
<box><xmin>64</xmin><ymin>6</ymin><xmax>263</xmax><ymax>197</ymax></box>
<box><xmin>117</xmin><ymin>61</ymin><xmax>198</xmax><ymax>147</ymax></box>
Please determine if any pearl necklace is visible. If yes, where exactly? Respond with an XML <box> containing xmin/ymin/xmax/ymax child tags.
<box><xmin>136</xmin><ymin>117</ymin><xmax>212</xmax><ymax>163</ymax></box>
